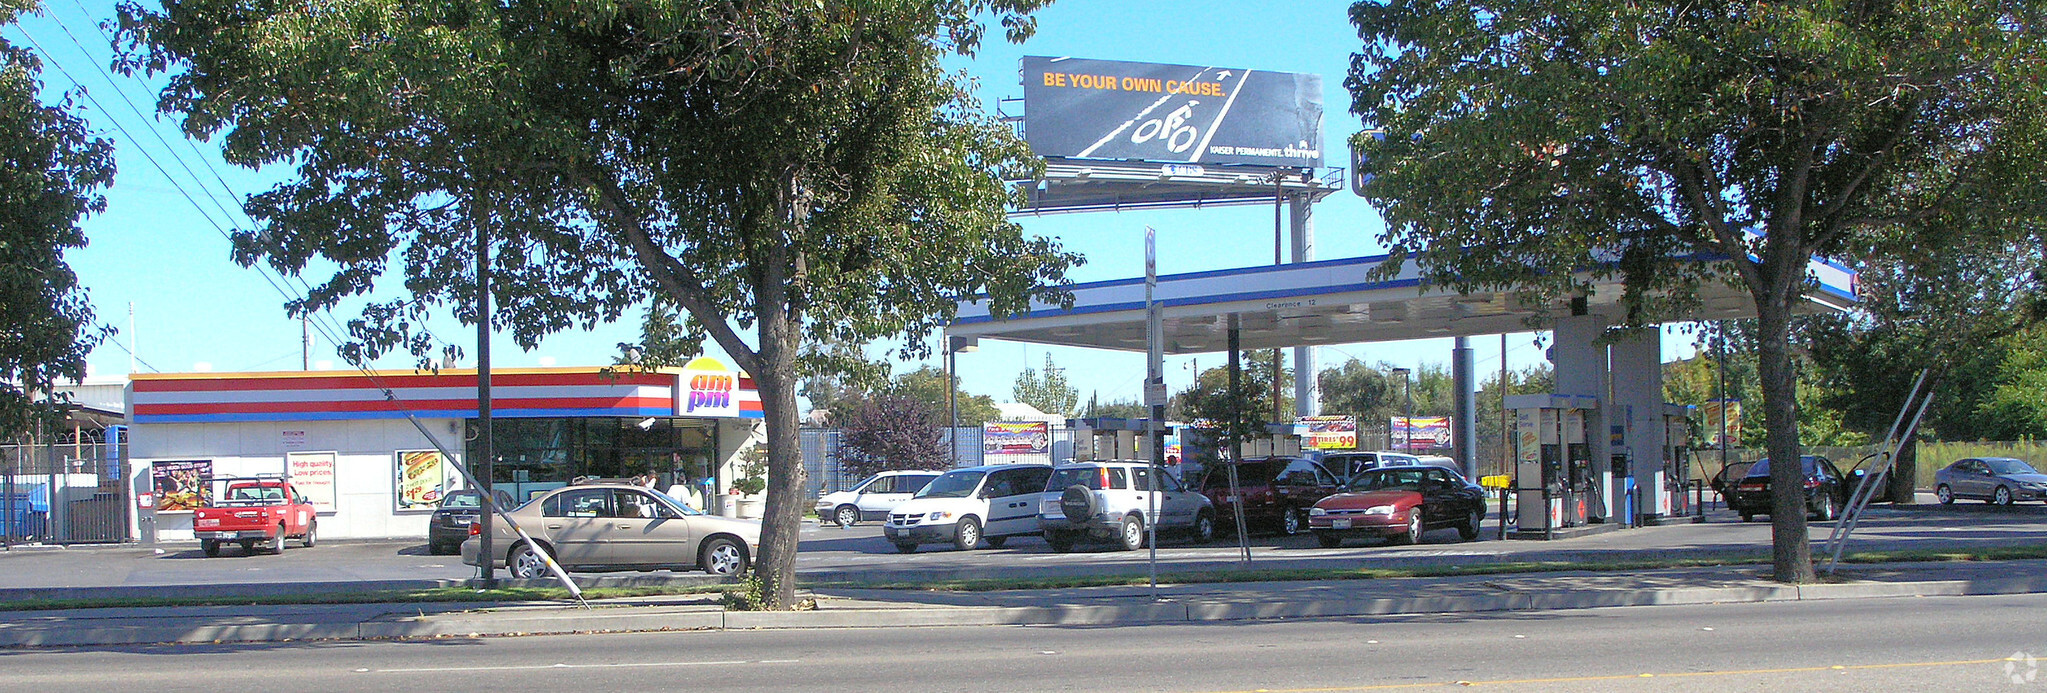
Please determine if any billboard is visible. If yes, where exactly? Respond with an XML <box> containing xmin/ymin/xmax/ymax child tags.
<box><xmin>1022</xmin><ymin>56</ymin><xmax>1322</xmax><ymax>168</ymax></box>
<box><xmin>394</xmin><ymin>450</ymin><xmax>454</xmax><ymax>512</ymax></box>
<box><xmin>983</xmin><ymin>421</ymin><xmax>1052</xmax><ymax>455</ymax></box>
<box><xmin>151</xmin><ymin>460</ymin><xmax>213</xmax><ymax>513</ymax></box>
<box><xmin>1297</xmin><ymin>415</ymin><xmax>1357</xmax><ymax>450</ymax></box>
<box><xmin>1392</xmin><ymin>416</ymin><xmax>1452</xmax><ymax>451</ymax></box>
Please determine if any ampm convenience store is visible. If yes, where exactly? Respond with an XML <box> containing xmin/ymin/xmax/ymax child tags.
<box><xmin>124</xmin><ymin>359</ymin><xmax>765</xmax><ymax>543</ymax></box>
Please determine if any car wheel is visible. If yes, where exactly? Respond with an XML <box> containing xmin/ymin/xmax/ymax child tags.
<box><xmin>1192</xmin><ymin>511</ymin><xmax>1217</xmax><ymax>543</ymax></box>
<box><xmin>1278</xmin><ymin>507</ymin><xmax>1302</xmax><ymax>536</ymax></box>
<box><xmin>1315</xmin><ymin>532</ymin><xmax>1342</xmax><ymax>549</ymax></box>
<box><xmin>892</xmin><ymin>541</ymin><xmax>918</xmax><ymax>554</ymax></box>
<box><xmin>1995</xmin><ymin>486</ymin><xmax>2014</xmax><ymax>506</ymax></box>
<box><xmin>200</xmin><ymin>539</ymin><xmax>221</xmax><ymax>557</ymax></box>
<box><xmin>267</xmin><ymin>527</ymin><xmax>287</xmax><ymax>554</ymax></box>
<box><xmin>1458</xmin><ymin>508</ymin><xmax>1483</xmax><ymax>541</ymax></box>
<box><xmin>1117</xmin><ymin>515</ymin><xmax>1146</xmax><ymax>551</ymax></box>
<box><xmin>507</xmin><ymin>543</ymin><xmax>548</xmax><ymax>579</ymax></box>
<box><xmin>1814</xmin><ymin>495</ymin><xmax>1837</xmax><ymax>521</ymax></box>
<box><xmin>699</xmin><ymin>536</ymin><xmax>749</xmax><ymax>577</ymax></box>
<box><xmin>1393</xmin><ymin>513</ymin><xmax>1423</xmax><ymax>545</ymax></box>
<box><xmin>1044</xmin><ymin>530</ymin><xmax>1075</xmax><ymax>553</ymax></box>
<box><xmin>952</xmin><ymin>517</ymin><xmax>982</xmax><ymax>551</ymax></box>
<box><xmin>984</xmin><ymin>535</ymin><xmax>1008</xmax><ymax>549</ymax></box>
<box><xmin>1936</xmin><ymin>484</ymin><xmax>1955</xmax><ymax>505</ymax></box>
<box><xmin>301</xmin><ymin>520</ymin><xmax>317</xmax><ymax>548</ymax></box>
<box><xmin>834</xmin><ymin>505</ymin><xmax>859</xmax><ymax>527</ymax></box>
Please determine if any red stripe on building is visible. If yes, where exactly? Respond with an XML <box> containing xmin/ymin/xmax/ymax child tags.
<box><xmin>134</xmin><ymin>396</ymin><xmax>674</xmax><ymax>416</ymax></box>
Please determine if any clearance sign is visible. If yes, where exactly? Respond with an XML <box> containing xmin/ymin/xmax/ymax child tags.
<box><xmin>1021</xmin><ymin>56</ymin><xmax>1323</xmax><ymax>168</ymax></box>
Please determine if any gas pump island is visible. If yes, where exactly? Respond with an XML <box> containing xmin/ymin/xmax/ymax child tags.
<box><xmin>1507</xmin><ymin>394</ymin><xmax>1696</xmax><ymax>539</ymax></box>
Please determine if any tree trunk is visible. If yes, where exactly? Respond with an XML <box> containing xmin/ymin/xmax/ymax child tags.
<box><xmin>752</xmin><ymin>310</ymin><xmax>806</xmax><ymax>609</ymax></box>
<box><xmin>1890</xmin><ymin>437</ymin><xmax>1918</xmax><ymax>504</ymax></box>
<box><xmin>1754</xmin><ymin>289</ymin><xmax>1814</xmax><ymax>583</ymax></box>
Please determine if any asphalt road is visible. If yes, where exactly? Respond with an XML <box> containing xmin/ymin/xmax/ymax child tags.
<box><xmin>2</xmin><ymin>592</ymin><xmax>2039</xmax><ymax>692</ymax></box>
<box><xmin>2</xmin><ymin>497</ymin><xmax>2042</xmax><ymax>589</ymax></box>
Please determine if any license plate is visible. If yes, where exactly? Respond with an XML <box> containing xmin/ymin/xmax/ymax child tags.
<box><xmin>453</xmin><ymin>517</ymin><xmax>474</xmax><ymax>525</ymax></box>
<box><xmin>1224</xmin><ymin>496</ymin><xmax>1238</xmax><ymax>503</ymax></box>
<box><xmin>196</xmin><ymin>519</ymin><xmax>218</xmax><ymax>528</ymax></box>
<box><xmin>1332</xmin><ymin>519</ymin><xmax>1351</xmax><ymax>530</ymax></box>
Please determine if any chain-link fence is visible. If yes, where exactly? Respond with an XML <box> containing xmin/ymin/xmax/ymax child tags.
<box><xmin>3</xmin><ymin>438</ymin><xmax>129</xmax><ymax>546</ymax></box>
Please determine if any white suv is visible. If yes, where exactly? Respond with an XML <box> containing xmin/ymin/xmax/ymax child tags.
<box><xmin>884</xmin><ymin>464</ymin><xmax>1054</xmax><ymax>553</ymax></box>
<box><xmin>1037</xmin><ymin>460</ymin><xmax>1217</xmax><ymax>551</ymax></box>
<box><xmin>813</xmin><ymin>470</ymin><xmax>942</xmax><ymax>527</ymax></box>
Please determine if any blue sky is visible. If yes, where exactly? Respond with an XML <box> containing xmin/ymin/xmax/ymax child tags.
<box><xmin>15</xmin><ymin>0</ymin><xmax>1697</xmax><ymax>409</ymax></box>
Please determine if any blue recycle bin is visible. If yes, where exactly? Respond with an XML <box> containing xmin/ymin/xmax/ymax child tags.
<box><xmin>3</xmin><ymin>485</ymin><xmax>51</xmax><ymax>538</ymax></box>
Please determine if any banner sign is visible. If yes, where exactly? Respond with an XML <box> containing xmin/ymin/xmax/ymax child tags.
<box><xmin>1701</xmin><ymin>399</ymin><xmax>1741</xmax><ymax>448</ymax></box>
<box><xmin>287</xmin><ymin>451</ymin><xmax>338</xmax><ymax>513</ymax></box>
<box><xmin>1022</xmin><ymin>56</ymin><xmax>1323</xmax><ymax>168</ymax></box>
<box><xmin>151</xmin><ymin>460</ymin><xmax>213</xmax><ymax>513</ymax></box>
<box><xmin>1392</xmin><ymin>416</ymin><xmax>1452</xmax><ymax>451</ymax></box>
<box><xmin>1297</xmin><ymin>415</ymin><xmax>1357</xmax><ymax>450</ymax></box>
<box><xmin>394</xmin><ymin>450</ymin><xmax>454</xmax><ymax>512</ymax></box>
<box><xmin>983</xmin><ymin>421</ymin><xmax>1052</xmax><ymax>455</ymax></box>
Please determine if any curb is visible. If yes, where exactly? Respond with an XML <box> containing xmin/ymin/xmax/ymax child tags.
<box><xmin>5</xmin><ymin>573</ymin><xmax>2043</xmax><ymax>648</ymax></box>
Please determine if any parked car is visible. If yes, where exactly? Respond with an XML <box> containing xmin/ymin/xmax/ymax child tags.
<box><xmin>884</xmin><ymin>464</ymin><xmax>1055</xmax><ymax>553</ymax></box>
<box><xmin>193</xmin><ymin>476</ymin><xmax>318</xmax><ymax>557</ymax></box>
<box><xmin>1037</xmin><ymin>460</ymin><xmax>1218</xmax><ymax>552</ymax></box>
<box><xmin>813</xmin><ymin>470</ymin><xmax>942</xmax><ymax>527</ymax></box>
<box><xmin>461</xmin><ymin>481</ymin><xmax>760</xmax><ymax>578</ymax></box>
<box><xmin>1728</xmin><ymin>455</ymin><xmax>1858</xmax><ymax>522</ymax></box>
<box><xmin>1936</xmin><ymin>457</ymin><xmax>2047</xmax><ymax>505</ymax></box>
<box><xmin>1199</xmin><ymin>456</ymin><xmax>1343</xmax><ymax>536</ymax></box>
<box><xmin>1308</xmin><ymin>465</ymin><xmax>1487</xmax><ymax>547</ymax></box>
<box><xmin>428</xmin><ymin>488</ymin><xmax>516</xmax><ymax>555</ymax></box>
<box><xmin>1316</xmin><ymin>451</ymin><xmax>1422</xmax><ymax>479</ymax></box>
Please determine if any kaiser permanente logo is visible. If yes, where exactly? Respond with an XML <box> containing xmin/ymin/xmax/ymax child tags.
<box><xmin>677</xmin><ymin>357</ymin><xmax>738</xmax><ymax>416</ymax></box>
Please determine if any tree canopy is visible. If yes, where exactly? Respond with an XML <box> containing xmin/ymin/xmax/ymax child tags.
<box><xmin>1012</xmin><ymin>353</ymin><xmax>1078</xmax><ymax>417</ymax></box>
<box><xmin>0</xmin><ymin>0</ymin><xmax>114</xmax><ymax>437</ymax></box>
<box><xmin>1350</xmin><ymin>0</ymin><xmax>2047</xmax><ymax>582</ymax></box>
<box><xmin>117</xmin><ymin>0</ymin><xmax>1075</xmax><ymax>608</ymax></box>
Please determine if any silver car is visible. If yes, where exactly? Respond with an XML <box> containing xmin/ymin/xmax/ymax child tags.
<box><xmin>461</xmin><ymin>483</ymin><xmax>761</xmax><ymax>578</ymax></box>
<box><xmin>1936</xmin><ymin>457</ymin><xmax>2047</xmax><ymax>505</ymax></box>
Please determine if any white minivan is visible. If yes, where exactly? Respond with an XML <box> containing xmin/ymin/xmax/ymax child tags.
<box><xmin>813</xmin><ymin>470</ymin><xmax>942</xmax><ymax>527</ymax></box>
<box><xmin>883</xmin><ymin>464</ymin><xmax>1054</xmax><ymax>553</ymax></box>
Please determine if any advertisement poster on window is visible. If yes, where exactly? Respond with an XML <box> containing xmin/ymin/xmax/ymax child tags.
<box><xmin>394</xmin><ymin>450</ymin><xmax>453</xmax><ymax>512</ymax></box>
<box><xmin>1391</xmin><ymin>416</ymin><xmax>1452</xmax><ymax>451</ymax></box>
<box><xmin>1297</xmin><ymin>415</ymin><xmax>1358</xmax><ymax>450</ymax></box>
<box><xmin>287</xmin><ymin>451</ymin><xmax>338</xmax><ymax>513</ymax></box>
<box><xmin>983</xmin><ymin>421</ymin><xmax>1052</xmax><ymax>455</ymax></box>
<box><xmin>151</xmin><ymin>460</ymin><xmax>213</xmax><ymax>513</ymax></box>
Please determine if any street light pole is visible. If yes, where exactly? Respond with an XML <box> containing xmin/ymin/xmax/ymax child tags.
<box><xmin>1389</xmin><ymin>367</ymin><xmax>1412</xmax><ymax>451</ymax></box>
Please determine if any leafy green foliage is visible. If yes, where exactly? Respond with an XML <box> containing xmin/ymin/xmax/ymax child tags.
<box><xmin>893</xmin><ymin>364</ymin><xmax>998</xmax><ymax>427</ymax></box>
<box><xmin>1011</xmin><ymin>353</ymin><xmax>1078</xmax><ymax>417</ymax></box>
<box><xmin>1349</xmin><ymin>0</ymin><xmax>2047</xmax><ymax>582</ymax></box>
<box><xmin>0</xmin><ymin>0</ymin><xmax>114</xmax><ymax>437</ymax></box>
<box><xmin>1173</xmin><ymin>359</ymin><xmax>1290</xmax><ymax>447</ymax></box>
<box><xmin>115</xmin><ymin>0</ymin><xmax>1074</xmax><ymax>608</ymax></box>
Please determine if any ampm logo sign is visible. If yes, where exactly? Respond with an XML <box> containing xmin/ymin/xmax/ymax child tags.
<box><xmin>677</xmin><ymin>357</ymin><xmax>740</xmax><ymax>418</ymax></box>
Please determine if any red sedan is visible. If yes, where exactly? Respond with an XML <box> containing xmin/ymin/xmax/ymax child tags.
<box><xmin>1308</xmin><ymin>466</ymin><xmax>1487</xmax><ymax>547</ymax></box>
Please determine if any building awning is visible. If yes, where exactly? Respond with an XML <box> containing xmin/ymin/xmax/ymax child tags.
<box><xmin>129</xmin><ymin>364</ymin><xmax>765</xmax><ymax>424</ymax></box>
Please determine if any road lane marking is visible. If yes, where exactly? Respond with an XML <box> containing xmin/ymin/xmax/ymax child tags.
<box><xmin>1185</xmin><ymin>657</ymin><xmax>2009</xmax><ymax>691</ymax></box>
<box><xmin>361</xmin><ymin>659</ymin><xmax>799</xmax><ymax>674</ymax></box>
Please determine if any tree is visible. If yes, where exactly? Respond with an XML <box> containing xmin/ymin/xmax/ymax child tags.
<box><xmin>1011</xmin><ymin>353</ymin><xmax>1078</xmax><ymax>416</ymax></box>
<box><xmin>1350</xmin><ymin>0</ymin><xmax>2047</xmax><ymax>582</ymax></box>
<box><xmin>1174</xmin><ymin>360</ymin><xmax>1290</xmax><ymax>448</ymax></box>
<box><xmin>1081</xmin><ymin>395</ymin><xmax>1149</xmax><ymax>421</ymax></box>
<box><xmin>0</xmin><ymin>0</ymin><xmax>114</xmax><ymax>439</ymax></box>
<box><xmin>836</xmin><ymin>392</ymin><xmax>950</xmax><ymax>478</ymax></box>
<box><xmin>118</xmin><ymin>0</ymin><xmax>1076</xmax><ymax>608</ymax></box>
<box><xmin>893</xmin><ymin>364</ymin><xmax>998</xmax><ymax>427</ymax></box>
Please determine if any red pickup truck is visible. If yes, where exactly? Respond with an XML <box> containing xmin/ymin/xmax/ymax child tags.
<box><xmin>192</xmin><ymin>477</ymin><xmax>318</xmax><ymax>556</ymax></box>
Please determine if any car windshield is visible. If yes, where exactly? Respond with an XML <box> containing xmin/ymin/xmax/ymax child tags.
<box><xmin>1346</xmin><ymin>469</ymin><xmax>1427</xmax><ymax>492</ymax></box>
<box><xmin>1744</xmin><ymin>457</ymin><xmax>1819</xmax><ymax>478</ymax></box>
<box><xmin>1986</xmin><ymin>458</ymin><xmax>2041</xmax><ymax>476</ymax></box>
<box><xmin>441</xmin><ymin>492</ymin><xmax>482</xmax><ymax>509</ymax></box>
<box><xmin>916</xmin><ymin>471</ymin><xmax>986</xmax><ymax>499</ymax></box>
<box><xmin>1047</xmin><ymin>467</ymin><xmax>1104</xmax><ymax>491</ymax></box>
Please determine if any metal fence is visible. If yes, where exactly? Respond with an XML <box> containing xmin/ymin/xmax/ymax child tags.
<box><xmin>3</xmin><ymin>439</ymin><xmax>129</xmax><ymax>546</ymax></box>
<box><xmin>800</xmin><ymin>426</ymin><xmax>1086</xmax><ymax>499</ymax></box>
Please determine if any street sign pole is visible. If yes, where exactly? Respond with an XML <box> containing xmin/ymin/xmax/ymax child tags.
<box><xmin>1144</xmin><ymin>226</ymin><xmax>1164</xmax><ymax>599</ymax></box>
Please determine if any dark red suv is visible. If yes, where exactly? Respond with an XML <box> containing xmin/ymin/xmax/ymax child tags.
<box><xmin>1199</xmin><ymin>456</ymin><xmax>1343</xmax><ymax>536</ymax></box>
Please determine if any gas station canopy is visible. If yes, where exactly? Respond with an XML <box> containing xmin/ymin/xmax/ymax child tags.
<box><xmin>948</xmin><ymin>253</ymin><xmax>1858</xmax><ymax>354</ymax></box>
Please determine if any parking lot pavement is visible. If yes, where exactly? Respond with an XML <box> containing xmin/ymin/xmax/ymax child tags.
<box><xmin>2</xmin><ymin>497</ymin><xmax>2041</xmax><ymax>598</ymax></box>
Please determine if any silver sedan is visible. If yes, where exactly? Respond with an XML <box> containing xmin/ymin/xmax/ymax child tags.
<box><xmin>461</xmin><ymin>483</ymin><xmax>761</xmax><ymax>578</ymax></box>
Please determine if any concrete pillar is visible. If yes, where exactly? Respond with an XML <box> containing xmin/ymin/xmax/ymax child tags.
<box><xmin>1452</xmin><ymin>336</ymin><xmax>1477</xmax><ymax>479</ymax></box>
<box><xmin>1551</xmin><ymin>314</ymin><xmax>1610</xmax><ymax>520</ymax></box>
<box><xmin>1290</xmin><ymin>194</ymin><xmax>1319</xmax><ymax>417</ymax></box>
<box><xmin>1611</xmin><ymin>329</ymin><xmax>1668</xmax><ymax>521</ymax></box>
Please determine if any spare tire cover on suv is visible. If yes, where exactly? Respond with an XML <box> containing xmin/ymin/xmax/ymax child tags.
<box><xmin>1060</xmin><ymin>485</ymin><xmax>1099</xmax><ymax>521</ymax></box>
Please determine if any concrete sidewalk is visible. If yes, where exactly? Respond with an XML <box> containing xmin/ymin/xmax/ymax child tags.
<box><xmin>4</xmin><ymin>559</ymin><xmax>2044</xmax><ymax>648</ymax></box>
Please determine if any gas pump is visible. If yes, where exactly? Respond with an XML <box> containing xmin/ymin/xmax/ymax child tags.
<box><xmin>1507</xmin><ymin>394</ymin><xmax>1597</xmax><ymax>536</ymax></box>
<box><xmin>1660</xmin><ymin>404</ymin><xmax>1694</xmax><ymax>517</ymax></box>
